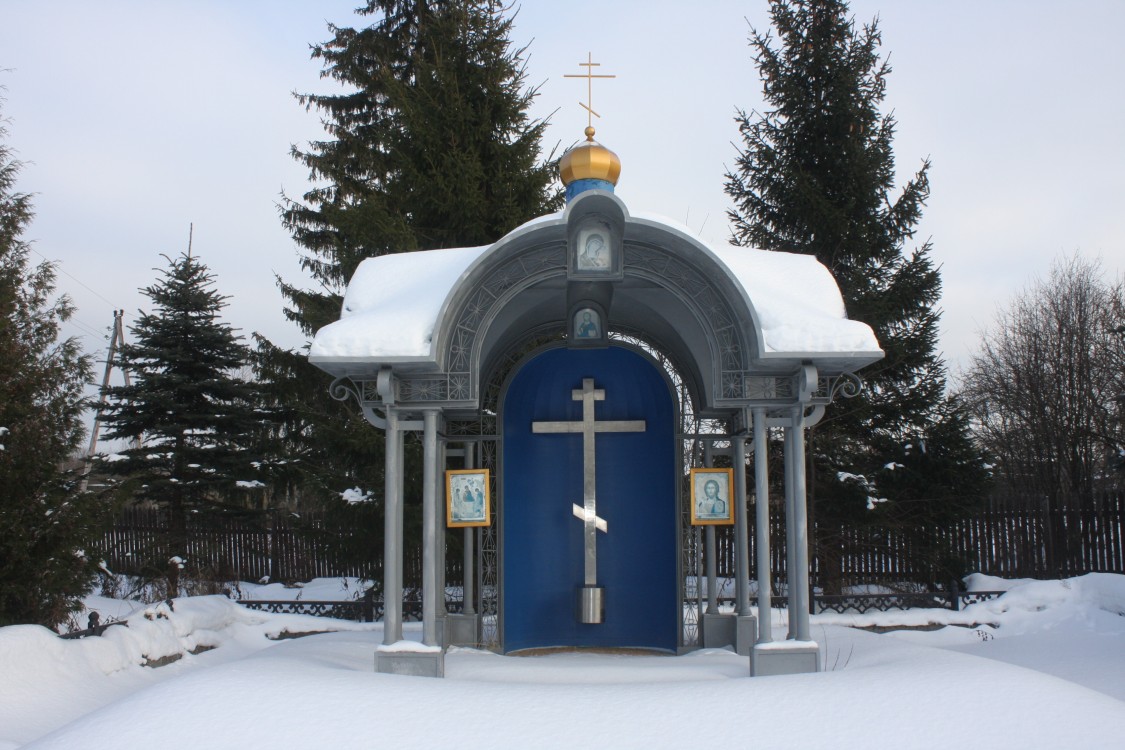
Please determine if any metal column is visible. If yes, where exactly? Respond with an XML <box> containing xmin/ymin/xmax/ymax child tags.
<box><xmin>784</xmin><ymin>422</ymin><xmax>798</xmax><ymax>639</ymax></box>
<box><xmin>437</xmin><ymin>439</ymin><xmax>447</xmax><ymax>619</ymax></box>
<box><xmin>789</xmin><ymin>406</ymin><xmax>812</xmax><ymax>641</ymax></box>
<box><xmin>705</xmin><ymin>526</ymin><xmax>718</xmax><ymax>614</ymax></box>
<box><xmin>733</xmin><ymin>431</ymin><xmax>751</xmax><ymax>616</ymax></box>
<box><xmin>421</xmin><ymin>410</ymin><xmax>440</xmax><ymax>646</ymax></box>
<box><xmin>463</xmin><ymin>442</ymin><xmax>476</xmax><ymax>616</ymax></box>
<box><xmin>752</xmin><ymin>408</ymin><xmax>773</xmax><ymax>643</ymax></box>
<box><xmin>703</xmin><ymin>443</ymin><xmax>717</xmax><ymax>615</ymax></box>
<box><xmin>382</xmin><ymin>408</ymin><xmax>403</xmax><ymax>645</ymax></box>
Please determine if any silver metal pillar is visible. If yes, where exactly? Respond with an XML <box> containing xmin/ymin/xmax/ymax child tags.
<box><xmin>694</xmin><ymin>526</ymin><xmax>704</xmax><ymax>637</ymax></box>
<box><xmin>437</xmin><ymin>438</ymin><xmax>447</xmax><ymax>618</ymax></box>
<box><xmin>463</xmin><ymin>529</ymin><xmax>475</xmax><ymax>614</ymax></box>
<box><xmin>784</xmin><ymin>423</ymin><xmax>797</xmax><ymax>639</ymax></box>
<box><xmin>463</xmin><ymin>442</ymin><xmax>475</xmax><ymax>616</ymax></box>
<box><xmin>752</xmin><ymin>408</ymin><xmax>773</xmax><ymax>643</ymax></box>
<box><xmin>733</xmin><ymin>432</ymin><xmax>751</xmax><ymax>616</ymax></box>
<box><xmin>421</xmin><ymin>410</ymin><xmax>440</xmax><ymax>647</ymax></box>
<box><xmin>703</xmin><ymin>442</ymin><xmax>718</xmax><ymax>614</ymax></box>
<box><xmin>383</xmin><ymin>409</ymin><xmax>403</xmax><ymax>645</ymax></box>
<box><xmin>790</xmin><ymin>407</ymin><xmax>812</xmax><ymax>641</ymax></box>
<box><xmin>705</xmin><ymin>525</ymin><xmax>718</xmax><ymax>614</ymax></box>
<box><xmin>396</xmin><ymin>412</ymin><xmax>405</xmax><ymax>632</ymax></box>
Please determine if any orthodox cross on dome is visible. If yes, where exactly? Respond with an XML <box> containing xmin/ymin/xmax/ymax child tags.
<box><xmin>564</xmin><ymin>52</ymin><xmax>616</xmax><ymax>132</ymax></box>
<box><xmin>532</xmin><ymin>378</ymin><xmax>645</xmax><ymax>587</ymax></box>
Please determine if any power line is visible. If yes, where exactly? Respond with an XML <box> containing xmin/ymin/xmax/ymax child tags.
<box><xmin>64</xmin><ymin>318</ymin><xmax>107</xmax><ymax>340</ymax></box>
<box><xmin>26</xmin><ymin>247</ymin><xmax>135</xmax><ymax>340</ymax></box>
<box><xmin>28</xmin><ymin>246</ymin><xmax>133</xmax><ymax>319</ymax></box>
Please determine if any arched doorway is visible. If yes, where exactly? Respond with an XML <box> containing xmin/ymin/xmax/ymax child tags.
<box><xmin>501</xmin><ymin>345</ymin><xmax>679</xmax><ymax>652</ymax></box>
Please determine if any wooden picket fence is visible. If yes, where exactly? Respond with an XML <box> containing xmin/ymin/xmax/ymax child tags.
<box><xmin>98</xmin><ymin>493</ymin><xmax>1123</xmax><ymax>588</ymax></box>
<box><xmin>948</xmin><ymin>493</ymin><xmax>1125</xmax><ymax>578</ymax></box>
<box><xmin>712</xmin><ymin>492</ymin><xmax>1125</xmax><ymax>587</ymax></box>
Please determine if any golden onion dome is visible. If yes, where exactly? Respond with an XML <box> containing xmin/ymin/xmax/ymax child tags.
<box><xmin>559</xmin><ymin>126</ymin><xmax>621</xmax><ymax>187</ymax></box>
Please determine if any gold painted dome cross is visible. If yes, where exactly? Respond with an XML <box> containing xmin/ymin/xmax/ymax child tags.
<box><xmin>564</xmin><ymin>52</ymin><xmax>616</xmax><ymax>134</ymax></box>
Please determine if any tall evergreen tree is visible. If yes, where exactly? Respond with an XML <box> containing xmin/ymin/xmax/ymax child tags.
<box><xmin>725</xmin><ymin>0</ymin><xmax>987</xmax><ymax>588</ymax></box>
<box><xmin>281</xmin><ymin>0</ymin><xmax>560</xmax><ymax>335</ymax></box>
<box><xmin>98</xmin><ymin>252</ymin><xmax>258</xmax><ymax>569</ymax></box>
<box><xmin>256</xmin><ymin>0</ymin><xmax>561</xmax><ymax>510</ymax></box>
<box><xmin>0</xmin><ymin>95</ymin><xmax>100</xmax><ymax>628</ymax></box>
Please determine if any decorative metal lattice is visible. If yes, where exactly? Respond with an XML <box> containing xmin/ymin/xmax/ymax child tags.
<box><xmin>469</xmin><ymin>331</ymin><xmax>561</xmax><ymax>649</ymax></box>
<box><xmin>611</xmin><ymin>332</ymin><xmax>714</xmax><ymax>647</ymax></box>
<box><xmin>715</xmin><ymin>591</ymin><xmax>1005</xmax><ymax>616</ymax></box>
<box><xmin>239</xmin><ymin>599</ymin><xmax>375</xmax><ymax>621</ymax></box>
<box><xmin>237</xmin><ymin>595</ymin><xmax>467</xmax><ymax>623</ymax></box>
<box><xmin>438</xmin><ymin>242</ymin><xmax>568</xmax><ymax>404</ymax></box>
<box><xmin>478</xmin><ymin>440</ymin><xmax>499</xmax><ymax>648</ymax></box>
<box><xmin>623</xmin><ymin>243</ymin><xmax>754</xmax><ymax>403</ymax></box>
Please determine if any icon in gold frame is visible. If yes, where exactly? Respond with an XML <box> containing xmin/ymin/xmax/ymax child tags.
<box><xmin>446</xmin><ymin>469</ymin><xmax>491</xmax><ymax>527</ymax></box>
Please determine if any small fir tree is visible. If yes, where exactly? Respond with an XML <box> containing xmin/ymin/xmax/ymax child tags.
<box><xmin>98</xmin><ymin>252</ymin><xmax>258</xmax><ymax>580</ymax></box>
<box><xmin>725</xmin><ymin>0</ymin><xmax>987</xmax><ymax>588</ymax></box>
<box><xmin>0</xmin><ymin>94</ymin><xmax>100</xmax><ymax>628</ymax></box>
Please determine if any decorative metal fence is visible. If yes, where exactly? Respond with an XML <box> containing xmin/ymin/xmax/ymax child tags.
<box><xmin>717</xmin><ymin>589</ymin><xmax>1005</xmax><ymax>616</ymax></box>
<box><xmin>236</xmin><ymin>591</ymin><xmax>466</xmax><ymax>623</ymax></box>
<box><xmin>61</xmin><ymin>589</ymin><xmax>1006</xmax><ymax>641</ymax></box>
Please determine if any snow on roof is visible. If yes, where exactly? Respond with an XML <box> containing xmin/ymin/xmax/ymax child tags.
<box><xmin>313</xmin><ymin>245</ymin><xmax>488</xmax><ymax>358</ymax></box>
<box><xmin>709</xmin><ymin>244</ymin><xmax>879</xmax><ymax>354</ymax></box>
<box><xmin>310</xmin><ymin>213</ymin><xmax>881</xmax><ymax>360</ymax></box>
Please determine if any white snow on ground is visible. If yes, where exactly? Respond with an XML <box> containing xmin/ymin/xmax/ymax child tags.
<box><xmin>2</xmin><ymin>574</ymin><xmax>1122</xmax><ymax>749</ymax></box>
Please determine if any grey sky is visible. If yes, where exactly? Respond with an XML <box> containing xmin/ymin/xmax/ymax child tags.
<box><xmin>2</xmin><ymin>0</ymin><xmax>1122</xmax><ymax>397</ymax></box>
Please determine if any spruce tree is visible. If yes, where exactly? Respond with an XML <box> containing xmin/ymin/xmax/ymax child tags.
<box><xmin>98</xmin><ymin>252</ymin><xmax>258</xmax><ymax>577</ymax></box>
<box><xmin>281</xmin><ymin>0</ymin><xmax>560</xmax><ymax>335</ymax></box>
<box><xmin>725</xmin><ymin>0</ymin><xmax>987</xmax><ymax>588</ymax></box>
<box><xmin>257</xmin><ymin>0</ymin><xmax>561</xmax><ymax>510</ymax></box>
<box><xmin>0</xmin><ymin>96</ymin><xmax>100</xmax><ymax>628</ymax></box>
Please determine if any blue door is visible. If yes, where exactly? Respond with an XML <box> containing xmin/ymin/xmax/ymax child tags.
<box><xmin>502</xmin><ymin>346</ymin><xmax>678</xmax><ymax>652</ymax></box>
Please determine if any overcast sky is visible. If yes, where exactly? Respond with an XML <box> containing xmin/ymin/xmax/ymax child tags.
<box><xmin>3</xmin><ymin>0</ymin><xmax>1123</xmax><ymax>398</ymax></box>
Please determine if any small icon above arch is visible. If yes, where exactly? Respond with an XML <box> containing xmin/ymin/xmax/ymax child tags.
<box><xmin>570</xmin><ymin>303</ymin><xmax>608</xmax><ymax>347</ymax></box>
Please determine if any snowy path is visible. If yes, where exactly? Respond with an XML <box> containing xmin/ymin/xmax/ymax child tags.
<box><xmin>5</xmin><ymin>626</ymin><xmax>1122</xmax><ymax>749</ymax></box>
<box><xmin>3</xmin><ymin>575</ymin><xmax>1124</xmax><ymax>749</ymax></box>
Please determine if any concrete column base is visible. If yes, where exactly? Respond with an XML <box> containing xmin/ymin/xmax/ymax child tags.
<box><xmin>735</xmin><ymin>615</ymin><xmax>758</xmax><ymax>657</ymax></box>
<box><xmin>751</xmin><ymin>641</ymin><xmax>819</xmax><ymax>676</ymax></box>
<box><xmin>702</xmin><ymin>612</ymin><xmax>736</xmax><ymax>648</ymax></box>
<box><xmin>376</xmin><ymin>648</ymin><xmax>445</xmax><ymax>678</ymax></box>
<box><xmin>444</xmin><ymin>613</ymin><xmax>480</xmax><ymax>647</ymax></box>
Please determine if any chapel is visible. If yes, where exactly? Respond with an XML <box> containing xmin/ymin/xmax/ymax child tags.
<box><xmin>309</xmin><ymin>113</ymin><xmax>882</xmax><ymax>677</ymax></box>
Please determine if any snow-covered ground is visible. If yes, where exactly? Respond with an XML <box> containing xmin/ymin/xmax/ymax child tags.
<box><xmin>2</xmin><ymin>574</ymin><xmax>1122</xmax><ymax>749</ymax></box>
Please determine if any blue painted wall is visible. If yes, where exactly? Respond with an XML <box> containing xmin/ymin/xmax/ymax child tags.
<box><xmin>502</xmin><ymin>346</ymin><xmax>678</xmax><ymax>652</ymax></box>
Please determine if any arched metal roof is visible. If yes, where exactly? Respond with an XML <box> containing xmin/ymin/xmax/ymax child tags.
<box><xmin>311</xmin><ymin>191</ymin><xmax>882</xmax><ymax>412</ymax></box>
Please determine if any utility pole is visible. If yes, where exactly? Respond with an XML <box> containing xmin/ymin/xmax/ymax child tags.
<box><xmin>80</xmin><ymin>310</ymin><xmax>136</xmax><ymax>491</ymax></box>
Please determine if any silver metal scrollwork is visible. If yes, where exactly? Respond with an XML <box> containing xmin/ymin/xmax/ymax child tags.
<box><xmin>329</xmin><ymin>376</ymin><xmax>387</xmax><ymax>429</ymax></box>
<box><xmin>831</xmin><ymin>371</ymin><xmax>864</xmax><ymax>400</ymax></box>
<box><xmin>329</xmin><ymin>377</ymin><xmax>362</xmax><ymax>406</ymax></box>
